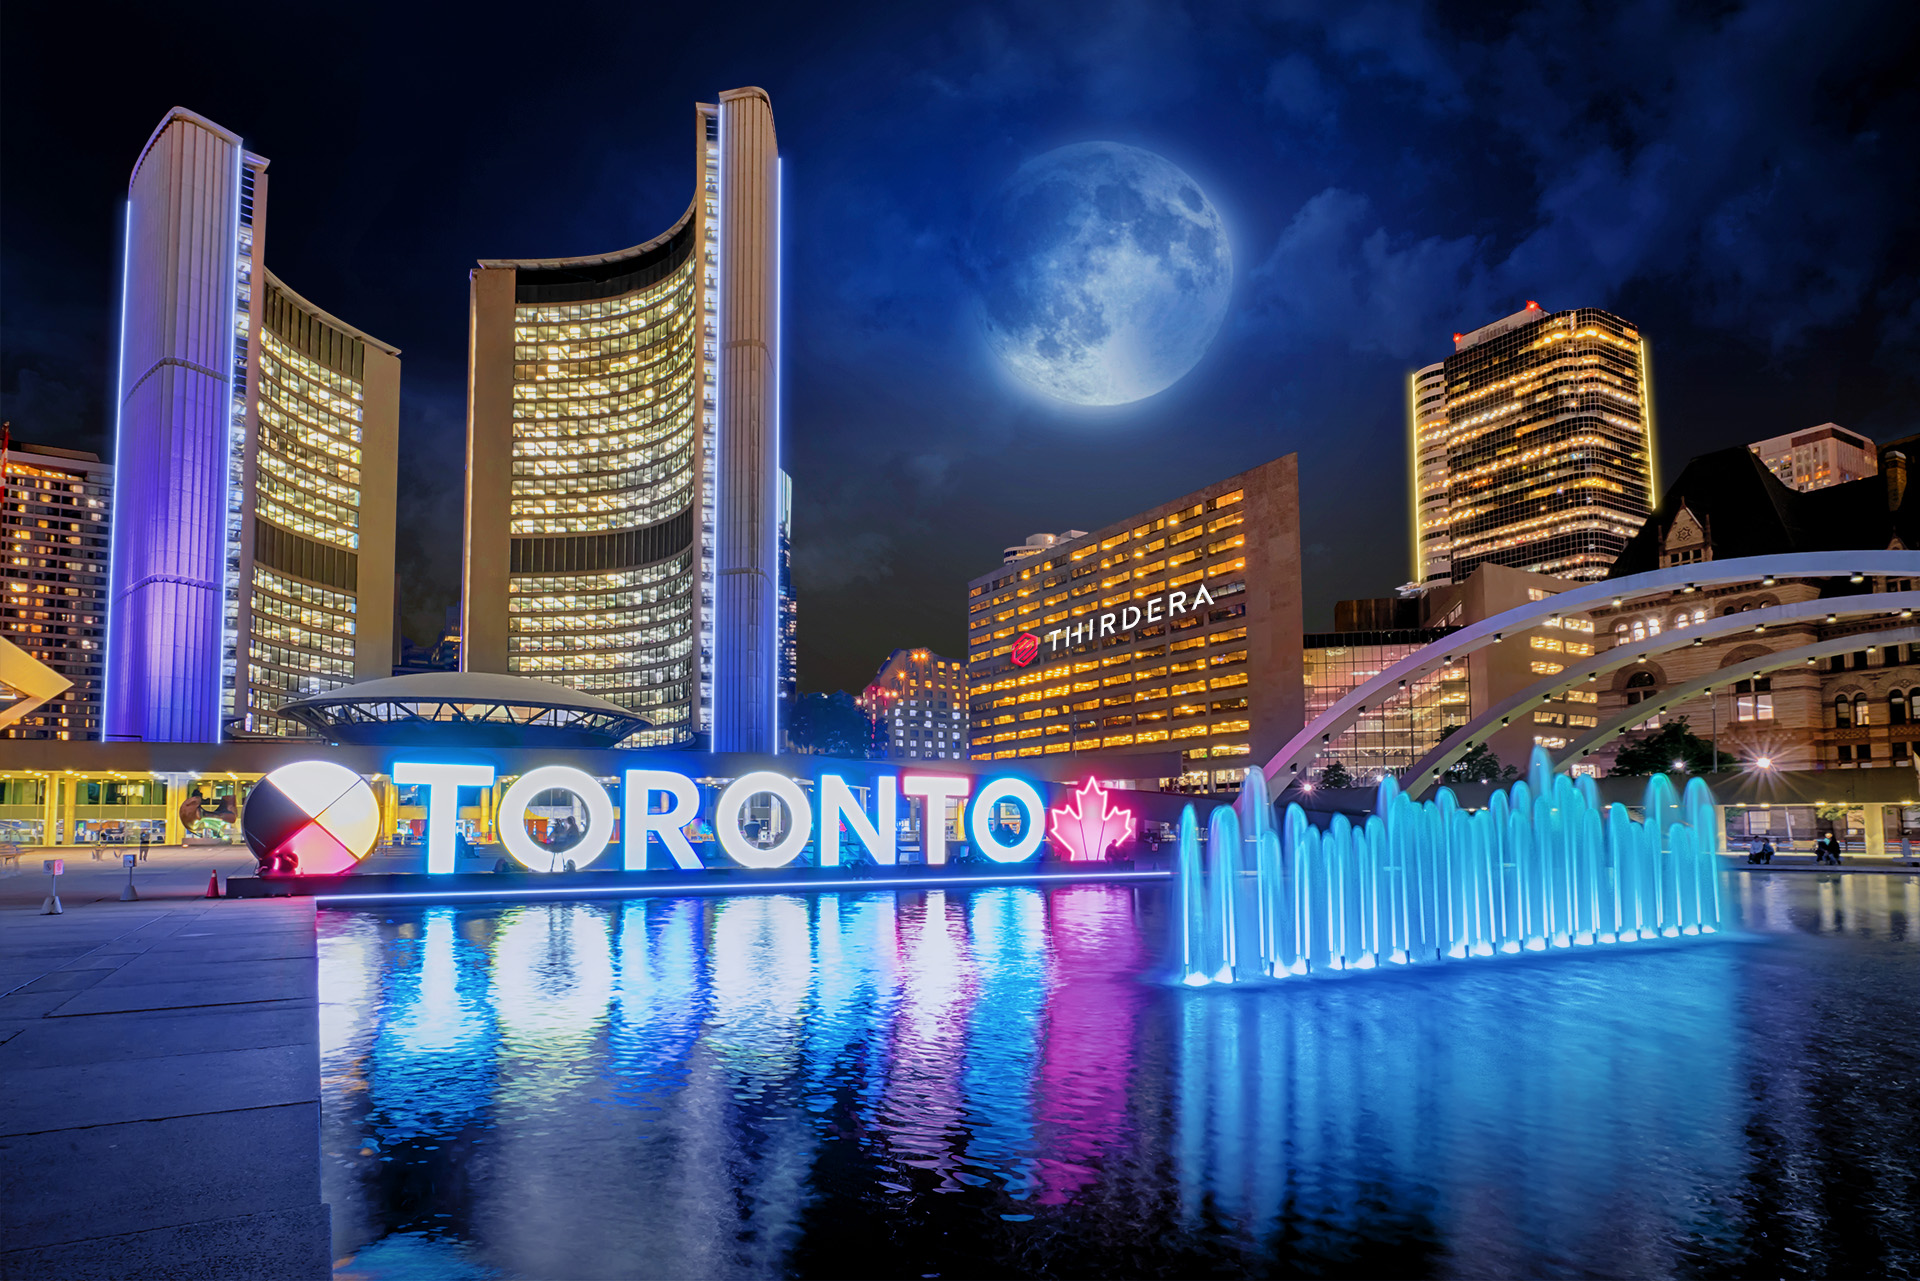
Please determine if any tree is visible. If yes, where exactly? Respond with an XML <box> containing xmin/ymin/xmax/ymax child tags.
<box><xmin>1609</xmin><ymin>717</ymin><xmax>1717</xmax><ymax>777</ymax></box>
<box><xmin>1317</xmin><ymin>760</ymin><xmax>1354</xmax><ymax>789</ymax></box>
<box><xmin>1436</xmin><ymin>725</ymin><xmax>1519</xmax><ymax>784</ymax></box>
<box><xmin>787</xmin><ymin>691</ymin><xmax>879</xmax><ymax>758</ymax></box>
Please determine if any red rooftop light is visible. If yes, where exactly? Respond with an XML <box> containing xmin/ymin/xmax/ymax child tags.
<box><xmin>1525</xmin><ymin>300</ymin><xmax>1539</xmax><ymax>309</ymax></box>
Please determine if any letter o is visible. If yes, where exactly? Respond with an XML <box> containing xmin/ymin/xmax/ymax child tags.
<box><xmin>498</xmin><ymin>766</ymin><xmax>615</xmax><ymax>871</ymax></box>
<box><xmin>970</xmin><ymin>778</ymin><xmax>1046</xmax><ymax>863</ymax></box>
<box><xmin>716</xmin><ymin>771</ymin><xmax>812</xmax><ymax>868</ymax></box>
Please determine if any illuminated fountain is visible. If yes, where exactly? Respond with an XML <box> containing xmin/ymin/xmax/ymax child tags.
<box><xmin>1176</xmin><ymin>747</ymin><xmax>1722</xmax><ymax>984</ymax></box>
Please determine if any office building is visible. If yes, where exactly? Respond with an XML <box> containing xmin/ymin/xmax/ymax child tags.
<box><xmin>859</xmin><ymin>648</ymin><xmax>968</xmax><ymax>761</ymax></box>
<box><xmin>1414</xmin><ymin>302</ymin><xmax>1654</xmax><ymax>586</ymax></box>
<box><xmin>966</xmin><ymin>455</ymin><xmax>1303</xmax><ymax>794</ymax></box>
<box><xmin>461</xmin><ymin>88</ymin><xmax>785</xmax><ymax>751</ymax></box>
<box><xmin>1311</xmin><ymin>563</ymin><xmax>1581</xmax><ymax>782</ymax></box>
<box><xmin>1593</xmin><ymin>443</ymin><xmax>1920</xmax><ymax>774</ymax></box>
<box><xmin>105</xmin><ymin>107</ymin><xmax>399</xmax><ymax>743</ymax></box>
<box><xmin>1748</xmin><ymin>423</ymin><xmax>1877</xmax><ymax>492</ymax></box>
<box><xmin>1</xmin><ymin>441</ymin><xmax>111</xmax><ymax>738</ymax></box>
<box><xmin>1410</xmin><ymin>362</ymin><xmax>1451</xmax><ymax>585</ymax></box>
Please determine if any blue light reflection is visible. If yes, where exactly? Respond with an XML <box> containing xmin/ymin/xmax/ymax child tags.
<box><xmin>321</xmin><ymin>875</ymin><xmax>1920</xmax><ymax>1278</ymax></box>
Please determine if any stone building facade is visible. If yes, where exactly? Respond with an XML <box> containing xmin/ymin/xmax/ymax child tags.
<box><xmin>1588</xmin><ymin>443</ymin><xmax>1920</xmax><ymax>774</ymax></box>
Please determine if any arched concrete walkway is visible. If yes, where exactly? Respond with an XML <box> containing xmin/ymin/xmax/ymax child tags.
<box><xmin>1263</xmin><ymin>552</ymin><xmax>1919</xmax><ymax>787</ymax></box>
<box><xmin>1398</xmin><ymin>591</ymin><xmax>1920</xmax><ymax>797</ymax></box>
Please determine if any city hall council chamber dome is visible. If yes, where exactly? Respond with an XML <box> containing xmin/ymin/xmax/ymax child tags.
<box><xmin>277</xmin><ymin>671</ymin><xmax>649</xmax><ymax>748</ymax></box>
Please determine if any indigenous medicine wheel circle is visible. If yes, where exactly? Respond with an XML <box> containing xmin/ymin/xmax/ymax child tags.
<box><xmin>242</xmin><ymin>761</ymin><xmax>381</xmax><ymax>875</ymax></box>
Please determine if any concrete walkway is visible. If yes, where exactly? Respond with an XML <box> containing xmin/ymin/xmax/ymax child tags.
<box><xmin>1718</xmin><ymin>852</ymin><xmax>1920</xmax><ymax>874</ymax></box>
<box><xmin>0</xmin><ymin>872</ymin><xmax>329</xmax><ymax>1280</ymax></box>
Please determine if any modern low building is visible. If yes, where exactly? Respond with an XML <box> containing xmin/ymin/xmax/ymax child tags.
<box><xmin>104</xmin><ymin>107</ymin><xmax>399</xmax><ymax>743</ymax></box>
<box><xmin>461</xmin><ymin>88</ymin><xmax>789</xmax><ymax>753</ymax></box>
<box><xmin>966</xmin><ymin>455</ymin><xmax>1303</xmax><ymax>794</ymax></box>
<box><xmin>1002</xmin><ymin>531</ymin><xmax>1088</xmax><ymax>566</ymax></box>
<box><xmin>1590</xmin><ymin>443</ymin><xmax>1920</xmax><ymax>773</ymax></box>
<box><xmin>1311</xmin><ymin>562</ymin><xmax>1582</xmax><ymax>782</ymax></box>
<box><xmin>1414</xmin><ymin>302</ymin><xmax>1655</xmax><ymax>586</ymax></box>
<box><xmin>1</xmin><ymin>441</ymin><xmax>111</xmax><ymax>739</ymax></box>
<box><xmin>859</xmin><ymin>648</ymin><xmax>968</xmax><ymax>762</ymax></box>
<box><xmin>1749</xmin><ymin>423</ymin><xmax>1877</xmax><ymax>493</ymax></box>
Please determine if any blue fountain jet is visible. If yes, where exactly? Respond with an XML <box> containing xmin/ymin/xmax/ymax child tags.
<box><xmin>1175</xmin><ymin>748</ymin><xmax>1722</xmax><ymax>984</ymax></box>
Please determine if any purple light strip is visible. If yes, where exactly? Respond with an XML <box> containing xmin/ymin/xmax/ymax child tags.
<box><xmin>313</xmin><ymin>867</ymin><xmax>1172</xmax><ymax>905</ymax></box>
<box><xmin>103</xmin><ymin>201</ymin><xmax>132</xmax><ymax>727</ymax></box>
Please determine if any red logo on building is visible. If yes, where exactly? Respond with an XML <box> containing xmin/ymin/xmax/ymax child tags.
<box><xmin>1048</xmin><ymin>777</ymin><xmax>1135</xmax><ymax>862</ymax></box>
<box><xmin>1011</xmin><ymin>632</ymin><xmax>1040</xmax><ymax>667</ymax></box>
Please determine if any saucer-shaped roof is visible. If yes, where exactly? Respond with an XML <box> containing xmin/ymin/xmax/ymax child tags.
<box><xmin>279</xmin><ymin>672</ymin><xmax>649</xmax><ymax>748</ymax></box>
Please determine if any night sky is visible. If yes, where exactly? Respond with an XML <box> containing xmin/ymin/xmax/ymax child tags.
<box><xmin>5</xmin><ymin>1</ymin><xmax>1918</xmax><ymax>696</ymax></box>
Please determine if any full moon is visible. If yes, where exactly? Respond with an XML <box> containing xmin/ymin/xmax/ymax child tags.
<box><xmin>974</xmin><ymin>142</ymin><xmax>1232</xmax><ymax>407</ymax></box>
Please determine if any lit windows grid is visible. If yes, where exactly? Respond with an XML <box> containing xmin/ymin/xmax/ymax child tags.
<box><xmin>508</xmin><ymin>553</ymin><xmax>698</xmax><ymax>727</ymax></box>
<box><xmin>255</xmin><ymin>328</ymin><xmax>366</xmax><ymax>552</ymax></box>
<box><xmin>965</xmin><ymin>489</ymin><xmax>1253</xmax><ymax>782</ymax></box>
<box><xmin>1305</xmin><ymin>642</ymin><xmax>1467</xmax><ymax>777</ymax></box>
<box><xmin>244</xmin><ymin>565</ymin><xmax>355</xmax><ymax>736</ymax></box>
<box><xmin>509</xmin><ymin>265</ymin><xmax>701</xmax><ymax>537</ymax></box>
<box><xmin>1439</xmin><ymin>310</ymin><xmax>1652</xmax><ymax>583</ymax></box>
<box><xmin>0</xmin><ymin>459</ymin><xmax>111</xmax><ymax>739</ymax></box>
<box><xmin>865</xmin><ymin>652</ymin><xmax>968</xmax><ymax>760</ymax></box>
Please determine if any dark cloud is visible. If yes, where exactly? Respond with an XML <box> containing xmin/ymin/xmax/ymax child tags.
<box><xmin>4</xmin><ymin>0</ymin><xmax>1917</xmax><ymax>695</ymax></box>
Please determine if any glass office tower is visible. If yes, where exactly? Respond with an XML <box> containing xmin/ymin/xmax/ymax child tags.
<box><xmin>1416</xmin><ymin>303</ymin><xmax>1654</xmax><ymax>585</ymax></box>
<box><xmin>105</xmin><ymin>107</ymin><xmax>399</xmax><ymax>742</ymax></box>
<box><xmin>462</xmin><ymin>88</ymin><xmax>783</xmax><ymax>751</ymax></box>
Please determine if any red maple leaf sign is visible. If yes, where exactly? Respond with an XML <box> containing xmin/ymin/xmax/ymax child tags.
<box><xmin>1048</xmin><ymin>777</ymin><xmax>1135</xmax><ymax>862</ymax></box>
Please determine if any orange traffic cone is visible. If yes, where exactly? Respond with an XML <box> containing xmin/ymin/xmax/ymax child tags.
<box><xmin>205</xmin><ymin>870</ymin><xmax>221</xmax><ymax>899</ymax></box>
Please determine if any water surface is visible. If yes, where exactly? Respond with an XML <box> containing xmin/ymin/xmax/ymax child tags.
<box><xmin>319</xmin><ymin>874</ymin><xmax>1920</xmax><ymax>1279</ymax></box>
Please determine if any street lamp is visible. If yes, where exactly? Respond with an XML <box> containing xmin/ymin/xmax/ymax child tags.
<box><xmin>1755</xmin><ymin>756</ymin><xmax>1775</xmax><ymax>770</ymax></box>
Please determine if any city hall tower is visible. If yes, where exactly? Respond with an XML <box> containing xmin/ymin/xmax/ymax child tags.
<box><xmin>462</xmin><ymin>88</ymin><xmax>785</xmax><ymax>751</ymax></box>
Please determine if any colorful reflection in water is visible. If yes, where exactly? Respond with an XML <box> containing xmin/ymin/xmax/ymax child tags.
<box><xmin>321</xmin><ymin>875</ymin><xmax>1920</xmax><ymax>1279</ymax></box>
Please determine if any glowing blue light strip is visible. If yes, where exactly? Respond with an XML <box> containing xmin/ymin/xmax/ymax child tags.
<box><xmin>102</xmin><ymin>201</ymin><xmax>132</xmax><ymax>730</ymax></box>
<box><xmin>771</xmin><ymin>153</ymin><xmax>782</xmax><ymax>753</ymax></box>
<box><xmin>313</xmin><ymin>868</ymin><xmax>1171</xmax><ymax>906</ymax></box>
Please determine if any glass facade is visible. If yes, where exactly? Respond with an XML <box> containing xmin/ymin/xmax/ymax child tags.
<box><xmin>1428</xmin><ymin>307</ymin><xmax>1653</xmax><ymax>584</ymax></box>
<box><xmin>0</xmin><ymin>450</ymin><xmax>112</xmax><ymax>740</ymax></box>
<box><xmin>505</xmin><ymin>247</ymin><xmax>704</xmax><ymax>747</ymax></box>
<box><xmin>1303</xmin><ymin>631</ymin><xmax>1468</xmax><ymax>780</ymax></box>
<box><xmin>242</xmin><ymin>302</ymin><xmax>368</xmax><ymax>737</ymax></box>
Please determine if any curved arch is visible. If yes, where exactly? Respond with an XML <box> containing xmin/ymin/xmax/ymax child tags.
<box><xmin>1553</xmin><ymin>625</ymin><xmax>1920</xmax><ymax>768</ymax></box>
<box><xmin>1266</xmin><ymin>554</ymin><xmax>1918</xmax><ymax>788</ymax></box>
<box><xmin>1619</xmin><ymin>666</ymin><xmax>1664</xmax><ymax>690</ymax></box>
<box><xmin>1380</xmin><ymin>587</ymin><xmax>1920</xmax><ymax>799</ymax></box>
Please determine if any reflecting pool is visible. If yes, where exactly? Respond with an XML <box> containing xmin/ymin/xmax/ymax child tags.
<box><xmin>320</xmin><ymin>874</ymin><xmax>1920</xmax><ymax>1279</ymax></box>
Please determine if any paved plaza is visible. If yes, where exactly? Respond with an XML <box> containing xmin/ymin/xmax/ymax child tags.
<box><xmin>0</xmin><ymin>851</ymin><xmax>329</xmax><ymax>1281</ymax></box>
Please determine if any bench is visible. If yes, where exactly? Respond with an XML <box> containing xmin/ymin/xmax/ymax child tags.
<box><xmin>0</xmin><ymin>843</ymin><xmax>23</xmax><ymax>874</ymax></box>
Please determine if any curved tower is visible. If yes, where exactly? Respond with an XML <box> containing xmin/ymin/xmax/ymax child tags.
<box><xmin>462</xmin><ymin>89</ymin><xmax>781</xmax><ymax>750</ymax></box>
<box><xmin>105</xmin><ymin>108</ymin><xmax>256</xmax><ymax>742</ymax></box>
<box><xmin>106</xmin><ymin>107</ymin><xmax>400</xmax><ymax>742</ymax></box>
